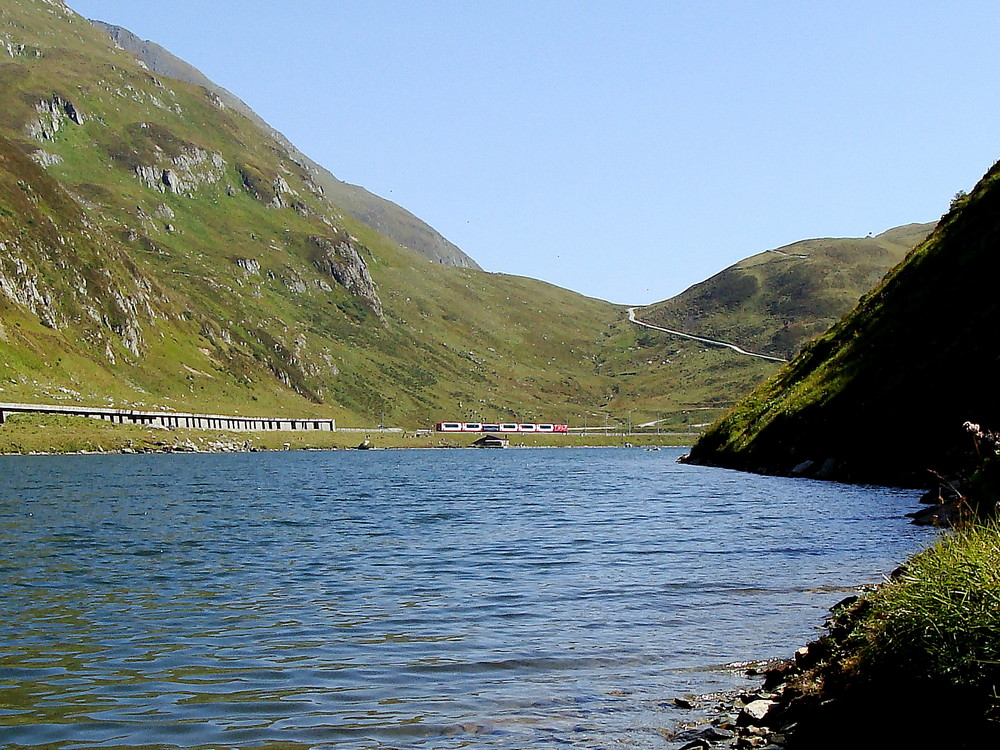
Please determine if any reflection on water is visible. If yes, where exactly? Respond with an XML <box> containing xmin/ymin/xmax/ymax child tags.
<box><xmin>0</xmin><ymin>448</ymin><xmax>928</xmax><ymax>748</ymax></box>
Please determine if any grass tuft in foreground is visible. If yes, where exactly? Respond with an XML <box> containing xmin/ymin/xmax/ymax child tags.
<box><xmin>774</xmin><ymin>522</ymin><xmax>1000</xmax><ymax>747</ymax></box>
<box><xmin>856</xmin><ymin>522</ymin><xmax>1000</xmax><ymax>694</ymax></box>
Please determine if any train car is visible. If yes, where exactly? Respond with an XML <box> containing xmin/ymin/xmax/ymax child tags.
<box><xmin>435</xmin><ymin>422</ymin><xmax>570</xmax><ymax>433</ymax></box>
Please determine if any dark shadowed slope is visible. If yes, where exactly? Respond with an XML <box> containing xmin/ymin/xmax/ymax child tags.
<box><xmin>685</xmin><ymin>164</ymin><xmax>1000</xmax><ymax>486</ymax></box>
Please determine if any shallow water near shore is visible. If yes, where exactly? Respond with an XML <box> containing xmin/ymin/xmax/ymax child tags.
<box><xmin>0</xmin><ymin>447</ymin><xmax>930</xmax><ymax>748</ymax></box>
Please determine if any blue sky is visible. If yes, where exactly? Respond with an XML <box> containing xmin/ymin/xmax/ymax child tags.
<box><xmin>66</xmin><ymin>1</ymin><xmax>1000</xmax><ymax>304</ymax></box>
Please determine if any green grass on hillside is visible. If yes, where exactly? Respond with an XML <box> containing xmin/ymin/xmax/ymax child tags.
<box><xmin>764</xmin><ymin>521</ymin><xmax>1000</xmax><ymax>748</ymax></box>
<box><xmin>686</xmin><ymin>160</ymin><xmax>1000</xmax><ymax>486</ymax></box>
<box><xmin>856</xmin><ymin>522</ymin><xmax>1000</xmax><ymax>691</ymax></box>
<box><xmin>637</xmin><ymin>224</ymin><xmax>932</xmax><ymax>360</ymax></box>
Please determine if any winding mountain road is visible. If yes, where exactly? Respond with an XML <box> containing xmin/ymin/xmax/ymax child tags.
<box><xmin>626</xmin><ymin>307</ymin><xmax>788</xmax><ymax>363</ymax></box>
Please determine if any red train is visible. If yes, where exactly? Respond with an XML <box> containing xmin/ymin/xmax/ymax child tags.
<box><xmin>435</xmin><ymin>421</ymin><xmax>569</xmax><ymax>433</ymax></box>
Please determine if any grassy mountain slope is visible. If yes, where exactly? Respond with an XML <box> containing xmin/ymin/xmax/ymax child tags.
<box><xmin>685</xmin><ymin>161</ymin><xmax>1000</xmax><ymax>486</ymax></box>
<box><xmin>0</xmin><ymin>0</ymin><xmax>940</xmax><ymax>437</ymax></box>
<box><xmin>602</xmin><ymin>224</ymin><xmax>931</xmax><ymax>431</ymax></box>
<box><xmin>0</xmin><ymin>0</ymin><xmax>783</xmax><ymax>434</ymax></box>
<box><xmin>89</xmin><ymin>19</ymin><xmax>480</xmax><ymax>271</ymax></box>
<box><xmin>634</xmin><ymin>223</ymin><xmax>932</xmax><ymax>360</ymax></box>
<box><xmin>0</xmin><ymin>0</ymin><xmax>620</xmax><ymax>427</ymax></box>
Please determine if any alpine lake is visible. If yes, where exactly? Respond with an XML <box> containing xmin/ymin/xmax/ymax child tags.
<box><xmin>0</xmin><ymin>447</ymin><xmax>931</xmax><ymax>749</ymax></box>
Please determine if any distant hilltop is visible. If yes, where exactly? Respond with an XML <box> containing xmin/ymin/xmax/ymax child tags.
<box><xmin>635</xmin><ymin>223</ymin><xmax>934</xmax><ymax>361</ymax></box>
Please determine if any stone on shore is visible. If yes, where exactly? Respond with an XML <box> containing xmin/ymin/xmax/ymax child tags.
<box><xmin>738</xmin><ymin>699</ymin><xmax>776</xmax><ymax>726</ymax></box>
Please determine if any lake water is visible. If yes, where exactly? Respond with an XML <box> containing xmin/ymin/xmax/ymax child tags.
<box><xmin>0</xmin><ymin>447</ymin><xmax>930</xmax><ymax>749</ymax></box>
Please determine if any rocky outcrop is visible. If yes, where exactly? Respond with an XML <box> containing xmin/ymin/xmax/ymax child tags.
<box><xmin>0</xmin><ymin>135</ymin><xmax>165</xmax><ymax>361</ymax></box>
<box><xmin>234</xmin><ymin>257</ymin><xmax>261</xmax><ymax>275</ymax></box>
<box><xmin>0</xmin><ymin>252</ymin><xmax>54</xmax><ymax>322</ymax></box>
<box><xmin>26</xmin><ymin>94</ymin><xmax>85</xmax><ymax>141</ymax></box>
<box><xmin>0</xmin><ymin>237</ymin><xmax>155</xmax><ymax>360</ymax></box>
<box><xmin>308</xmin><ymin>233</ymin><xmax>383</xmax><ymax>318</ymax></box>
<box><xmin>133</xmin><ymin>146</ymin><xmax>226</xmax><ymax>195</ymax></box>
<box><xmin>3</xmin><ymin>41</ymin><xmax>42</xmax><ymax>58</ymax></box>
<box><xmin>29</xmin><ymin>149</ymin><xmax>63</xmax><ymax>168</ymax></box>
<box><xmin>236</xmin><ymin>164</ymin><xmax>298</xmax><ymax>209</ymax></box>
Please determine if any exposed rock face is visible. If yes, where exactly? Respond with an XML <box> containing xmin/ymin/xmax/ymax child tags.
<box><xmin>234</xmin><ymin>257</ymin><xmax>261</xmax><ymax>275</ymax></box>
<box><xmin>4</xmin><ymin>41</ymin><xmax>42</xmax><ymax>58</ymax></box>
<box><xmin>26</xmin><ymin>94</ymin><xmax>85</xmax><ymax>141</ymax></box>
<box><xmin>236</xmin><ymin>165</ymin><xmax>298</xmax><ymax>209</ymax></box>
<box><xmin>308</xmin><ymin>234</ymin><xmax>383</xmax><ymax>318</ymax></box>
<box><xmin>0</xmin><ymin>253</ymin><xmax>53</xmax><ymax>319</ymax></box>
<box><xmin>133</xmin><ymin>146</ymin><xmax>226</xmax><ymax>195</ymax></box>
<box><xmin>30</xmin><ymin>149</ymin><xmax>63</xmax><ymax>167</ymax></box>
<box><xmin>0</xmin><ymin>237</ymin><xmax>155</xmax><ymax>360</ymax></box>
<box><xmin>0</xmin><ymin>133</ymin><xmax>171</xmax><ymax>363</ymax></box>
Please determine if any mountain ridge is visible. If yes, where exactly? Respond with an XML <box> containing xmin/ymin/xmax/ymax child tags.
<box><xmin>88</xmin><ymin>18</ymin><xmax>481</xmax><ymax>271</ymax></box>
<box><xmin>0</xmin><ymin>0</ymin><xmax>942</xmax><ymax>438</ymax></box>
<box><xmin>0</xmin><ymin>0</ymin><xmax>617</xmax><ymax>428</ymax></box>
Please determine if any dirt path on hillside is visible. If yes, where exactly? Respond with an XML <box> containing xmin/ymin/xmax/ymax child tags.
<box><xmin>627</xmin><ymin>307</ymin><xmax>788</xmax><ymax>363</ymax></box>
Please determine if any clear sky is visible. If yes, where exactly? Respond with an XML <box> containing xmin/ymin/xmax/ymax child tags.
<box><xmin>64</xmin><ymin>0</ymin><xmax>1000</xmax><ymax>304</ymax></box>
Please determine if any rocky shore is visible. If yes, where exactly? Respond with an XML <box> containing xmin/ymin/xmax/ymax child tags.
<box><xmin>668</xmin><ymin>588</ymin><xmax>998</xmax><ymax>749</ymax></box>
<box><xmin>666</xmin><ymin>598</ymin><xmax>860</xmax><ymax>750</ymax></box>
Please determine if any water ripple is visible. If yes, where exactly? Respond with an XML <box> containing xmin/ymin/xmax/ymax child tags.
<box><xmin>0</xmin><ymin>448</ymin><xmax>929</xmax><ymax>748</ymax></box>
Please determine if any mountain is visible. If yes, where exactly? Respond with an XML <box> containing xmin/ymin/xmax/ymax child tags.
<box><xmin>0</xmin><ymin>0</ymin><xmax>621</xmax><ymax>427</ymax></box>
<box><xmin>684</xmin><ymin>162</ymin><xmax>1000</xmax><ymax>486</ymax></box>
<box><xmin>633</xmin><ymin>223</ymin><xmax>933</xmax><ymax>360</ymax></box>
<box><xmin>88</xmin><ymin>20</ymin><xmax>480</xmax><ymax>271</ymax></box>
<box><xmin>0</xmin><ymin>0</ymin><xmax>943</xmax><ymax>437</ymax></box>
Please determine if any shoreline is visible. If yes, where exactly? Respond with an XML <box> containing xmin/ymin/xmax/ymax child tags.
<box><xmin>0</xmin><ymin>443</ymin><xmax>687</xmax><ymax>457</ymax></box>
<box><xmin>669</xmin><ymin>527</ymin><xmax>1000</xmax><ymax>749</ymax></box>
<box><xmin>666</xmin><ymin>595</ymin><xmax>868</xmax><ymax>750</ymax></box>
<box><xmin>0</xmin><ymin>412</ymin><xmax>694</xmax><ymax>455</ymax></box>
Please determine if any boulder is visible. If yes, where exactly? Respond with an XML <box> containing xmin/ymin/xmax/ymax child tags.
<box><xmin>738</xmin><ymin>699</ymin><xmax>776</xmax><ymax>727</ymax></box>
<box><xmin>790</xmin><ymin>460</ymin><xmax>815</xmax><ymax>476</ymax></box>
